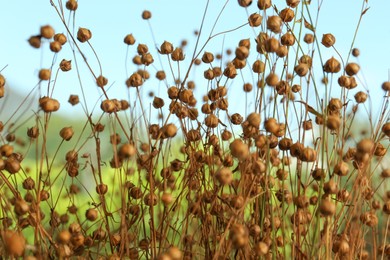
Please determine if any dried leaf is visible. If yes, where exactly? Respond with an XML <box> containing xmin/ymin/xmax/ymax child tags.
<box><xmin>304</xmin><ymin>18</ymin><xmax>315</xmax><ymax>32</ymax></box>
<box><xmin>296</xmin><ymin>100</ymin><xmax>323</xmax><ymax>118</ymax></box>
<box><xmin>362</xmin><ymin>7</ymin><xmax>370</xmax><ymax>15</ymax></box>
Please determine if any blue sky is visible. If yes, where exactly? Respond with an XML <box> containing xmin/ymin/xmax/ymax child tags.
<box><xmin>1</xmin><ymin>0</ymin><xmax>390</xmax><ymax>118</ymax></box>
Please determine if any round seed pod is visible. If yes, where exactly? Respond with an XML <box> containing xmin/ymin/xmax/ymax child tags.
<box><xmin>60</xmin><ymin>59</ymin><xmax>72</xmax><ymax>72</ymax></box>
<box><xmin>382</xmin><ymin>81</ymin><xmax>390</xmax><ymax>91</ymax></box>
<box><xmin>240</xmin><ymin>38</ymin><xmax>251</xmax><ymax>47</ymax></box>
<box><xmin>311</xmin><ymin>168</ymin><xmax>325</xmax><ymax>181</ymax></box>
<box><xmin>247</xmin><ymin>112</ymin><xmax>261</xmax><ymax>127</ymax></box>
<box><xmin>96</xmin><ymin>184</ymin><xmax>108</xmax><ymax>195</ymax></box>
<box><xmin>57</xmin><ymin>230</ymin><xmax>71</xmax><ymax>244</ymax></box>
<box><xmin>96</xmin><ymin>75</ymin><xmax>108</xmax><ymax>87</ymax></box>
<box><xmin>100</xmin><ymin>99</ymin><xmax>117</xmax><ymax>113</ymax></box>
<box><xmin>60</xmin><ymin>127</ymin><xmax>74</xmax><ymax>141</ymax></box>
<box><xmin>54</xmin><ymin>33</ymin><xmax>67</xmax><ymax>45</ymax></box>
<box><xmin>302</xmin><ymin>120</ymin><xmax>312</xmax><ymax>130</ymax></box>
<box><xmin>360</xmin><ymin>211</ymin><xmax>378</xmax><ymax>227</ymax></box>
<box><xmin>171</xmin><ymin>47</ymin><xmax>185</xmax><ymax>61</ymax></box>
<box><xmin>0</xmin><ymin>144</ymin><xmax>13</xmax><ymax>157</ymax></box>
<box><xmin>287</xmin><ymin>0</ymin><xmax>300</xmax><ymax>7</ymax></box>
<box><xmin>319</xmin><ymin>197</ymin><xmax>336</xmax><ymax>216</ymax></box>
<box><xmin>326</xmin><ymin>115</ymin><xmax>341</xmax><ymax>131</ymax></box>
<box><xmin>266</xmin><ymin>15</ymin><xmax>282</xmax><ymax>33</ymax></box>
<box><xmin>265</xmin><ymin>37</ymin><xmax>279</xmax><ymax>53</ymax></box>
<box><xmin>162</xmin><ymin>123</ymin><xmax>177</xmax><ymax>138</ymax></box>
<box><xmin>161</xmin><ymin>193</ymin><xmax>173</xmax><ymax>206</ymax></box>
<box><xmin>243</xmin><ymin>83</ymin><xmax>253</xmax><ymax>92</ymax></box>
<box><xmin>232</xmin><ymin>58</ymin><xmax>246</xmax><ymax>69</ymax></box>
<box><xmin>249</xmin><ymin>13</ymin><xmax>262</xmax><ymax>27</ymax></box>
<box><xmin>345</xmin><ymin>63</ymin><xmax>360</xmax><ymax>76</ymax></box>
<box><xmin>279</xmin><ymin>137</ymin><xmax>292</xmax><ymax>150</ymax></box>
<box><xmin>144</xmin><ymin>193</ymin><xmax>158</xmax><ymax>206</ymax></box>
<box><xmin>5</xmin><ymin>157</ymin><xmax>20</xmax><ymax>174</ymax></box>
<box><xmin>264</xmin><ymin>118</ymin><xmax>278</xmax><ymax>133</ymax></box>
<box><xmin>2</xmin><ymin>230</ymin><xmax>26</xmax><ymax>257</ymax></box>
<box><xmin>252</xmin><ymin>60</ymin><xmax>265</xmax><ymax>73</ymax></box>
<box><xmin>235</xmin><ymin>46</ymin><xmax>249</xmax><ymax>60</ymax></box>
<box><xmin>257</xmin><ymin>0</ymin><xmax>271</xmax><ymax>10</ymax></box>
<box><xmin>124</xmin><ymin>34</ymin><xmax>136</xmax><ymax>45</ymax></box>
<box><xmin>323</xmin><ymin>179</ymin><xmax>338</xmax><ymax>194</ymax></box>
<box><xmin>382</xmin><ymin>122</ymin><xmax>390</xmax><ymax>137</ymax></box>
<box><xmin>352</xmin><ymin>48</ymin><xmax>360</xmax><ymax>57</ymax></box>
<box><xmin>223</xmin><ymin>63</ymin><xmax>237</xmax><ymax>78</ymax></box>
<box><xmin>205</xmin><ymin>114</ymin><xmax>219</xmax><ymax>128</ymax></box>
<box><xmin>231</xmin><ymin>113</ymin><xmax>243</xmax><ymax>125</ymax></box>
<box><xmin>290</xmin><ymin>142</ymin><xmax>304</xmax><ymax>158</ymax></box>
<box><xmin>294</xmin><ymin>63</ymin><xmax>309</xmax><ymax>77</ymax></box>
<box><xmin>354</xmin><ymin>91</ymin><xmax>367</xmax><ymax>103</ymax></box>
<box><xmin>65</xmin><ymin>0</ymin><xmax>78</xmax><ymax>11</ymax></box>
<box><xmin>383</xmin><ymin>201</ymin><xmax>390</xmax><ymax>214</ymax></box>
<box><xmin>202</xmin><ymin>51</ymin><xmax>214</xmax><ymax>63</ymax></box>
<box><xmin>41</xmin><ymin>25</ymin><xmax>55</xmax><ymax>39</ymax></box>
<box><xmin>49</xmin><ymin>41</ymin><xmax>62</xmax><ymax>52</ymax></box>
<box><xmin>126</xmin><ymin>72</ymin><xmax>143</xmax><ymax>87</ymax></box>
<box><xmin>119</xmin><ymin>143</ymin><xmax>136</xmax><ymax>158</ymax></box>
<box><xmin>204</xmin><ymin>69</ymin><xmax>215</xmax><ymax>80</ymax></box>
<box><xmin>238</xmin><ymin>0</ymin><xmax>252</xmax><ymax>7</ymax></box>
<box><xmin>85</xmin><ymin>208</ymin><xmax>98</xmax><ymax>221</ymax></box>
<box><xmin>323</xmin><ymin>57</ymin><xmax>341</xmax><ymax>73</ymax></box>
<box><xmin>142</xmin><ymin>10</ymin><xmax>152</xmax><ymax>20</ymax></box>
<box><xmin>141</xmin><ymin>53</ymin><xmax>154</xmax><ymax>65</ymax></box>
<box><xmin>279</xmin><ymin>8</ymin><xmax>294</xmax><ymax>22</ymax></box>
<box><xmin>304</xmin><ymin>33</ymin><xmax>314</xmax><ymax>44</ymax></box>
<box><xmin>321</xmin><ymin>33</ymin><xmax>335</xmax><ymax>48</ymax></box>
<box><xmin>300</xmin><ymin>147</ymin><xmax>317</xmax><ymax>162</ymax></box>
<box><xmin>277</xmin><ymin>46</ymin><xmax>289</xmax><ymax>59</ymax></box>
<box><xmin>229</xmin><ymin>224</ymin><xmax>249</xmax><ymax>249</ymax></box>
<box><xmin>77</xmin><ymin>27</ymin><xmax>92</xmax><ymax>42</ymax></box>
<box><xmin>357</xmin><ymin>138</ymin><xmax>374</xmax><ymax>154</ymax></box>
<box><xmin>159</xmin><ymin>41</ymin><xmax>173</xmax><ymax>54</ymax></box>
<box><xmin>39</xmin><ymin>69</ymin><xmax>51</xmax><ymax>81</ymax></box>
<box><xmin>333</xmin><ymin>161</ymin><xmax>349</xmax><ymax>176</ymax></box>
<box><xmin>215</xmin><ymin>168</ymin><xmax>233</xmax><ymax>186</ymax></box>
<box><xmin>28</xmin><ymin>35</ymin><xmax>41</xmax><ymax>48</ymax></box>
<box><xmin>265</xmin><ymin>73</ymin><xmax>279</xmax><ymax>86</ymax></box>
<box><xmin>230</xmin><ymin>139</ymin><xmax>249</xmax><ymax>160</ymax></box>
<box><xmin>281</xmin><ymin>33</ymin><xmax>295</xmax><ymax>46</ymax></box>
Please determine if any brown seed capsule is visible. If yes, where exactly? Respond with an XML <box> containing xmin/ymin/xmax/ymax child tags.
<box><xmin>247</xmin><ymin>112</ymin><xmax>261</xmax><ymax>127</ymax></box>
<box><xmin>290</xmin><ymin>142</ymin><xmax>304</xmax><ymax>158</ymax></box>
<box><xmin>204</xmin><ymin>69</ymin><xmax>215</xmax><ymax>80</ymax></box>
<box><xmin>68</xmin><ymin>94</ymin><xmax>79</xmax><ymax>106</ymax></box>
<box><xmin>142</xmin><ymin>10</ymin><xmax>152</xmax><ymax>20</ymax></box>
<box><xmin>323</xmin><ymin>57</ymin><xmax>341</xmax><ymax>73</ymax></box>
<box><xmin>265</xmin><ymin>37</ymin><xmax>279</xmax><ymax>53</ymax></box>
<box><xmin>345</xmin><ymin>63</ymin><xmax>360</xmax><ymax>76</ymax></box>
<box><xmin>294</xmin><ymin>63</ymin><xmax>309</xmax><ymax>77</ymax></box>
<box><xmin>49</xmin><ymin>41</ymin><xmax>62</xmax><ymax>52</ymax></box>
<box><xmin>65</xmin><ymin>0</ymin><xmax>78</xmax><ymax>11</ymax></box>
<box><xmin>266</xmin><ymin>15</ymin><xmax>282</xmax><ymax>33</ymax></box>
<box><xmin>382</xmin><ymin>81</ymin><xmax>390</xmax><ymax>91</ymax></box>
<box><xmin>231</xmin><ymin>113</ymin><xmax>243</xmax><ymax>125</ymax></box>
<box><xmin>320</xmin><ymin>197</ymin><xmax>336</xmax><ymax>216</ymax></box>
<box><xmin>215</xmin><ymin>167</ymin><xmax>233</xmax><ymax>185</ymax></box>
<box><xmin>202</xmin><ymin>51</ymin><xmax>214</xmax><ymax>63</ymax></box>
<box><xmin>28</xmin><ymin>35</ymin><xmax>41</xmax><ymax>48</ymax></box>
<box><xmin>223</xmin><ymin>63</ymin><xmax>237</xmax><ymax>78</ymax></box>
<box><xmin>266</xmin><ymin>72</ymin><xmax>279</xmax><ymax>86</ymax></box>
<box><xmin>96</xmin><ymin>184</ymin><xmax>108</xmax><ymax>195</ymax></box>
<box><xmin>2</xmin><ymin>230</ymin><xmax>26</xmax><ymax>257</ymax></box>
<box><xmin>304</xmin><ymin>33</ymin><xmax>314</xmax><ymax>44</ymax></box>
<box><xmin>300</xmin><ymin>147</ymin><xmax>317</xmax><ymax>162</ymax></box>
<box><xmin>126</xmin><ymin>72</ymin><xmax>143</xmax><ymax>87</ymax></box>
<box><xmin>60</xmin><ymin>127</ymin><xmax>74</xmax><ymax>141</ymax></box>
<box><xmin>238</xmin><ymin>0</ymin><xmax>252</xmax><ymax>7</ymax></box>
<box><xmin>77</xmin><ymin>27</ymin><xmax>92</xmax><ymax>42</ymax></box>
<box><xmin>354</xmin><ymin>91</ymin><xmax>367</xmax><ymax>103</ymax></box>
<box><xmin>159</xmin><ymin>41</ymin><xmax>173</xmax><ymax>54</ymax></box>
<box><xmin>383</xmin><ymin>201</ymin><xmax>390</xmax><ymax>214</ymax></box>
<box><xmin>96</xmin><ymin>75</ymin><xmax>108</xmax><ymax>87</ymax></box>
<box><xmin>162</xmin><ymin>123</ymin><xmax>178</xmax><ymax>138</ymax></box>
<box><xmin>235</xmin><ymin>46</ymin><xmax>249</xmax><ymax>60</ymax></box>
<box><xmin>243</xmin><ymin>83</ymin><xmax>253</xmax><ymax>92</ymax></box>
<box><xmin>321</xmin><ymin>33</ymin><xmax>336</xmax><ymax>48</ymax></box>
<box><xmin>171</xmin><ymin>47</ymin><xmax>185</xmax><ymax>61</ymax></box>
<box><xmin>264</xmin><ymin>118</ymin><xmax>278</xmax><ymax>133</ymax></box>
<box><xmin>279</xmin><ymin>8</ymin><xmax>295</xmax><ymax>22</ymax></box>
<box><xmin>287</xmin><ymin>0</ymin><xmax>300</xmax><ymax>8</ymax></box>
<box><xmin>85</xmin><ymin>208</ymin><xmax>98</xmax><ymax>221</ymax></box>
<box><xmin>205</xmin><ymin>114</ymin><xmax>219</xmax><ymax>128</ymax></box>
<box><xmin>39</xmin><ymin>97</ymin><xmax>60</xmax><ymax>112</ymax></box>
<box><xmin>41</xmin><ymin>25</ymin><xmax>55</xmax><ymax>39</ymax></box>
<box><xmin>249</xmin><ymin>13</ymin><xmax>262</xmax><ymax>27</ymax></box>
<box><xmin>39</xmin><ymin>69</ymin><xmax>51</xmax><ymax>81</ymax></box>
<box><xmin>54</xmin><ymin>33</ymin><xmax>67</xmax><ymax>45</ymax></box>
<box><xmin>124</xmin><ymin>34</ymin><xmax>136</xmax><ymax>45</ymax></box>
<box><xmin>326</xmin><ymin>115</ymin><xmax>341</xmax><ymax>131</ymax></box>
<box><xmin>257</xmin><ymin>0</ymin><xmax>271</xmax><ymax>10</ymax></box>
<box><xmin>60</xmin><ymin>59</ymin><xmax>72</xmax><ymax>72</ymax></box>
<box><xmin>281</xmin><ymin>33</ymin><xmax>295</xmax><ymax>46</ymax></box>
<box><xmin>334</xmin><ymin>161</ymin><xmax>349</xmax><ymax>176</ymax></box>
<box><xmin>230</xmin><ymin>139</ymin><xmax>249</xmax><ymax>160</ymax></box>
<box><xmin>252</xmin><ymin>60</ymin><xmax>265</xmax><ymax>73</ymax></box>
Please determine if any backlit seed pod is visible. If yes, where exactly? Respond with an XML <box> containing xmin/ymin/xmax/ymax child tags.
<box><xmin>141</xmin><ymin>53</ymin><xmax>154</xmax><ymax>65</ymax></box>
<box><xmin>382</xmin><ymin>122</ymin><xmax>390</xmax><ymax>137</ymax></box>
<box><xmin>254</xmin><ymin>241</ymin><xmax>269</xmax><ymax>256</ymax></box>
<box><xmin>54</xmin><ymin>33</ymin><xmax>67</xmax><ymax>45</ymax></box>
<box><xmin>27</xmin><ymin>127</ymin><xmax>39</xmax><ymax>139</ymax></box>
<box><xmin>0</xmin><ymin>144</ymin><xmax>13</xmax><ymax>157</ymax></box>
<box><xmin>311</xmin><ymin>168</ymin><xmax>325</xmax><ymax>180</ymax></box>
<box><xmin>68</xmin><ymin>94</ymin><xmax>79</xmax><ymax>106</ymax></box>
<box><xmin>230</xmin><ymin>139</ymin><xmax>249</xmax><ymax>160</ymax></box>
<box><xmin>232</xmin><ymin>58</ymin><xmax>246</xmax><ymax>69</ymax></box>
<box><xmin>345</xmin><ymin>62</ymin><xmax>360</xmax><ymax>76</ymax></box>
<box><xmin>65</xmin><ymin>0</ymin><xmax>78</xmax><ymax>11</ymax></box>
<box><xmin>211</xmin><ymin>67</ymin><xmax>221</xmax><ymax>78</ymax></box>
<box><xmin>49</xmin><ymin>41</ymin><xmax>62</xmax><ymax>52</ymax></box>
<box><xmin>338</xmin><ymin>75</ymin><xmax>350</xmax><ymax>87</ymax></box>
<box><xmin>279</xmin><ymin>137</ymin><xmax>292</xmax><ymax>150</ymax></box>
<box><xmin>158</xmin><ymin>41</ymin><xmax>173</xmax><ymax>55</ymax></box>
<box><xmin>300</xmin><ymin>147</ymin><xmax>317</xmax><ymax>162</ymax></box>
<box><xmin>2</xmin><ymin>230</ymin><xmax>26</xmax><ymax>257</ymax></box>
<box><xmin>352</xmin><ymin>48</ymin><xmax>360</xmax><ymax>57</ymax></box>
<box><xmin>304</xmin><ymin>33</ymin><xmax>314</xmax><ymax>44</ymax></box>
<box><xmin>287</xmin><ymin>0</ymin><xmax>300</xmax><ymax>7</ymax></box>
<box><xmin>231</xmin><ymin>113</ymin><xmax>243</xmax><ymax>125</ymax></box>
<box><xmin>243</xmin><ymin>83</ymin><xmax>253</xmax><ymax>92</ymax></box>
<box><xmin>205</xmin><ymin>114</ymin><xmax>219</xmax><ymax>128</ymax></box>
<box><xmin>239</xmin><ymin>38</ymin><xmax>251</xmax><ymax>49</ymax></box>
<box><xmin>302</xmin><ymin>120</ymin><xmax>312</xmax><ymax>130</ymax></box>
<box><xmin>85</xmin><ymin>208</ymin><xmax>98</xmax><ymax>221</ymax></box>
<box><xmin>321</xmin><ymin>33</ymin><xmax>335</xmax><ymax>47</ymax></box>
<box><xmin>100</xmin><ymin>99</ymin><xmax>116</xmax><ymax>113</ymax></box>
<box><xmin>281</xmin><ymin>33</ymin><xmax>295</xmax><ymax>46</ymax></box>
<box><xmin>77</xmin><ymin>27</ymin><xmax>92</xmax><ymax>42</ymax></box>
<box><xmin>142</xmin><ymin>10</ymin><xmax>152</xmax><ymax>20</ymax></box>
<box><xmin>238</xmin><ymin>0</ymin><xmax>252</xmax><ymax>7</ymax></box>
<box><xmin>383</xmin><ymin>201</ymin><xmax>390</xmax><ymax>214</ymax></box>
<box><xmin>264</xmin><ymin>118</ymin><xmax>278</xmax><ymax>133</ymax></box>
<box><xmin>204</xmin><ymin>69</ymin><xmax>215</xmax><ymax>80</ymax></box>
<box><xmin>382</xmin><ymin>81</ymin><xmax>390</xmax><ymax>91</ymax></box>
<box><xmin>360</xmin><ymin>212</ymin><xmax>378</xmax><ymax>227</ymax></box>
<box><xmin>57</xmin><ymin>230</ymin><xmax>71</xmax><ymax>244</ymax></box>
<box><xmin>152</xmin><ymin>96</ymin><xmax>164</xmax><ymax>109</ymax></box>
<box><xmin>202</xmin><ymin>51</ymin><xmax>214</xmax><ymax>63</ymax></box>
<box><xmin>346</xmin><ymin>76</ymin><xmax>357</xmax><ymax>89</ymax></box>
<box><xmin>223</xmin><ymin>63</ymin><xmax>237</xmax><ymax>78</ymax></box>
<box><xmin>215</xmin><ymin>167</ymin><xmax>233</xmax><ymax>185</ymax></box>
<box><xmin>154</xmin><ymin>71</ymin><xmax>166</xmax><ymax>81</ymax></box>
<box><xmin>374</xmin><ymin>142</ymin><xmax>386</xmax><ymax>156</ymax></box>
<box><xmin>39</xmin><ymin>69</ymin><xmax>51</xmax><ymax>80</ymax></box>
<box><xmin>324</xmin><ymin>179</ymin><xmax>338</xmax><ymax>194</ymax></box>
<box><xmin>60</xmin><ymin>127</ymin><xmax>74</xmax><ymax>141</ymax></box>
<box><xmin>334</xmin><ymin>161</ymin><xmax>349</xmax><ymax>176</ymax></box>
<box><xmin>162</xmin><ymin>123</ymin><xmax>178</xmax><ymax>138</ymax></box>
<box><xmin>354</xmin><ymin>91</ymin><xmax>367</xmax><ymax>103</ymax></box>
<box><xmin>96</xmin><ymin>75</ymin><xmax>108</xmax><ymax>88</ymax></box>
<box><xmin>320</xmin><ymin>197</ymin><xmax>336</xmax><ymax>216</ymax></box>
<box><xmin>357</xmin><ymin>138</ymin><xmax>374</xmax><ymax>154</ymax></box>
<box><xmin>28</xmin><ymin>35</ymin><xmax>41</xmax><ymax>48</ymax></box>
<box><xmin>279</xmin><ymin>8</ymin><xmax>294</xmax><ymax>22</ymax></box>
<box><xmin>294</xmin><ymin>63</ymin><xmax>309</xmax><ymax>77</ymax></box>
<box><xmin>171</xmin><ymin>47</ymin><xmax>185</xmax><ymax>61</ymax></box>
<box><xmin>41</xmin><ymin>25</ymin><xmax>55</xmax><ymax>39</ymax></box>
<box><xmin>126</xmin><ymin>72</ymin><xmax>143</xmax><ymax>87</ymax></box>
<box><xmin>124</xmin><ymin>34</ymin><xmax>136</xmax><ymax>45</ymax></box>
<box><xmin>267</xmin><ymin>15</ymin><xmax>282</xmax><ymax>33</ymax></box>
<box><xmin>290</xmin><ymin>142</ymin><xmax>304</xmax><ymax>157</ymax></box>
<box><xmin>292</xmin><ymin>84</ymin><xmax>301</xmax><ymax>93</ymax></box>
<box><xmin>323</xmin><ymin>57</ymin><xmax>341</xmax><ymax>73</ymax></box>
<box><xmin>326</xmin><ymin>115</ymin><xmax>341</xmax><ymax>130</ymax></box>
<box><xmin>5</xmin><ymin>157</ymin><xmax>20</xmax><ymax>174</ymax></box>
<box><xmin>40</xmin><ymin>97</ymin><xmax>60</xmax><ymax>112</ymax></box>
<box><xmin>235</xmin><ymin>46</ymin><xmax>249</xmax><ymax>60</ymax></box>
<box><xmin>247</xmin><ymin>112</ymin><xmax>261</xmax><ymax>127</ymax></box>
<box><xmin>96</xmin><ymin>184</ymin><xmax>108</xmax><ymax>195</ymax></box>
<box><xmin>60</xmin><ymin>59</ymin><xmax>72</xmax><ymax>71</ymax></box>
<box><xmin>249</xmin><ymin>13</ymin><xmax>262</xmax><ymax>27</ymax></box>
<box><xmin>257</xmin><ymin>0</ymin><xmax>271</xmax><ymax>10</ymax></box>
<box><xmin>252</xmin><ymin>60</ymin><xmax>265</xmax><ymax>73</ymax></box>
<box><xmin>265</xmin><ymin>37</ymin><xmax>279</xmax><ymax>53</ymax></box>
<box><xmin>265</xmin><ymin>72</ymin><xmax>279</xmax><ymax>87</ymax></box>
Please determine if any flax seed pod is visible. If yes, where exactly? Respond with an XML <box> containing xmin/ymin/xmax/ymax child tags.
<box><xmin>230</xmin><ymin>139</ymin><xmax>249</xmax><ymax>160</ymax></box>
<box><xmin>235</xmin><ymin>46</ymin><xmax>249</xmax><ymax>60</ymax></box>
<box><xmin>247</xmin><ymin>112</ymin><xmax>261</xmax><ymax>128</ymax></box>
<box><xmin>287</xmin><ymin>0</ymin><xmax>300</xmax><ymax>8</ymax></box>
<box><xmin>345</xmin><ymin>63</ymin><xmax>360</xmax><ymax>76</ymax></box>
<box><xmin>39</xmin><ymin>69</ymin><xmax>51</xmax><ymax>81</ymax></box>
<box><xmin>257</xmin><ymin>0</ymin><xmax>271</xmax><ymax>10</ymax></box>
<box><xmin>205</xmin><ymin>114</ymin><xmax>219</xmax><ymax>128</ymax></box>
<box><xmin>294</xmin><ymin>63</ymin><xmax>309</xmax><ymax>77</ymax></box>
<box><xmin>85</xmin><ymin>208</ymin><xmax>98</xmax><ymax>221</ymax></box>
<box><xmin>239</xmin><ymin>38</ymin><xmax>251</xmax><ymax>49</ymax></box>
<box><xmin>41</xmin><ymin>25</ymin><xmax>55</xmax><ymax>39</ymax></box>
<box><xmin>171</xmin><ymin>47</ymin><xmax>185</xmax><ymax>61</ymax></box>
<box><xmin>159</xmin><ymin>41</ymin><xmax>173</xmax><ymax>54</ymax></box>
<box><xmin>382</xmin><ymin>122</ymin><xmax>390</xmax><ymax>137</ymax></box>
<box><xmin>265</xmin><ymin>73</ymin><xmax>278</xmax><ymax>86</ymax></box>
<box><xmin>304</xmin><ymin>33</ymin><xmax>314</xmax><ymax>44</ymax></box>
<box><xmin>39</xmin><ymin>97</ymin><xmax>60</xmax><ymax>112</ymax></box>
<box><xmin>320</xmin><ymin>197</ymin><xmax>336</xmax><ymax>216</ymax></box>
<box><xmin>59</xmin><ymin>59</ymin><xmax>71</xmax><ymax>72</ymax></box>
<box><xmin>267</xmin><ymin>16</ymin><xmax>282</xmax><ymax>33</ymax></box>
<box><xmin>232</xmin><ymin>58</ymin><xmax>246</xmax><ymax>69</ymax></box>
<box><xmin>231</xmin><ymin>113</ymin><xmax>243</xmax><ymax>125</ymax></box>
<box><xmin>223</xmin><ymin>63</ymin><xmax>237</xmax><ymax>78</ymax></box>
<box><xmin>326</xmin><ymin>115</ymin><xmax>341</xmax><ymax>130</ymax></box>
<box><xmin>279</xmin><ymin>8</ymin><xmax>294</xmax><ymax>22</ymax></box>
<box><xmin>321</xmin><ymin>33</ymin><xmax>335</xmax><ymax>48</ymax></box>
<box><xmin>382</xmin><ymin>81</ymin><xmax>390</xmax><ymax>91</ymax></box>
<box><xmin>142</xmin><ymin>10</ymin><xmax>151</xmax><ymax>20</ymax></box>
<box><xmin>126</xmin><ymin>72</ymin><xmax>143</xmax><ymax>87</ymax></box>
<box><xmin>2</xmin><ymin>230</ymin><xmax>26</xmax><ymax>257</ymax></box>
<box><xmin>265</xmin><ymin>38</ymin><xmax>279</xmax><ymax>53</ymax></box>
<box><xmin>334</xmin><ymin>161</ymin><xmax>349</xmax><ymax>176</ymax></box>
<box><xmin>323</xmin><ymin>57</ymin><xmax>341</xmax><ymax>73</ymax></box>
<box><xmin>124</xmin><ymin>34</ymin><xmax>136</xmax><ymax>45</ymax></box>
<box><xmin>204</xmin><ymin>69</ymin><xmax>215</xmax><ymax>80</ymax></box>
<box><xmin>300</xmin><ymin>147</ymin><xmax>317</xmax><ymax>162</ymax></box>
<box><xmin>77</xmin><ymin>27</ymin><xmax>92</xmax><ymax>42</ymax></box>
<box><xmin>49</xmin><ymin>41</ymin><xmax>62</xmax><ymax>52</ymax></box>
<box><xmin>215</xmin><ymin>167</ymin><xmax>233</xmax><ymax>185</ymax></box>
<box><xmin>238</xmin><ymin>0</ymin><xmax>252</xmax><ymax>7</ymax></box>
<box><xmin>281</xmin><ymin>33</ymin><xmax>295</xmax><ymax>46</ymax></box>
<box><xmin>249</xmin><ymin>13</ymin><xmax>262</xmax><ymax>27</ymax></box>
<box><xmin>65</xmin><ymin>0</ymin><xmax>78</xmax><ymax>11</ymax></box>
<box><xmin>354</xmin><ymin>91</ymin><xmax>367</xmax><ymax>103</ymax></box>
<box><xmin>252</xmin><ymin>60</ymin><xmax>265</xmax><ymax>73</ymax></box>
<box><xmin>202</xmin><ymin>51</ymin><xmax>214</xmax><ymax>63</ymax></box>
<box><xmin>60</xmin><ymin>127</ymin><xmax>74</xmax><ymax>141</ymax></box>
<box><xmin>54</xmin><ymin>33</ymin><xmax>67</xmax><ymax>45</ymax></box>
<box><xmin>28</xmin><ymin>35</ymin><xmax>41</xmax><ymax>48</ymax></box>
